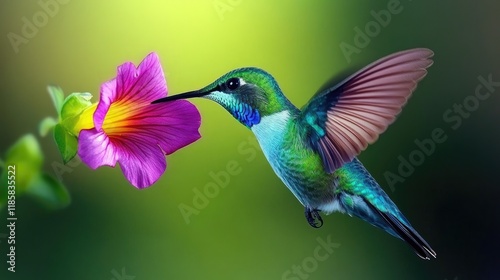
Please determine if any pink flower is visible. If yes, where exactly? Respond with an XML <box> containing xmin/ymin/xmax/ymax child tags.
<box><xmin>78</xmin><ymin>52</ymin><xmax>201</xmax><ymax>188</ymax></box>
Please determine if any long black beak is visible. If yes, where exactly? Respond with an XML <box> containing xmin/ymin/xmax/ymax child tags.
<box><xmin>151</xmin><ymin>90</ymin><xmax>209</xmax><ymax>104</ymax></box>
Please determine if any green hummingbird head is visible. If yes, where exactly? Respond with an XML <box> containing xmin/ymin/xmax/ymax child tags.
<box><xmin>152</xmin><ymin>67</ymin><xmax>295</xmax><ymax>127</ymax></box>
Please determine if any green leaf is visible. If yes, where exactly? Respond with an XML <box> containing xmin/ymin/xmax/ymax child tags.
<box><xmin>39</xmin><ymin>117</ymin><xmax>58</xmax><ymax>137</ymax></box>
<box><xmin>54</xmin><ymin>124</ymin><xmax>78</xmax><ymax>163</ymax></box>
<box><xmin>1</xmin><ymin>134</ymin><xmax>43</xmax><ymax>195</ymax></box>
<box><xmin>47</xmin><ymin>85</ymin><xmax>65</xmax><ymax>116</ymax></box>
<box><xmin>60</xmin><ymin>92</ymin><xmax>94</xmax><ymax>135</ymax></box>
<box><xmin>26</xmin><ymin>173</ymin><xmax>70</xmax><ymax>209</ymax></box>
<box><xmin>60</xmin><ymin>92</ymin><xmax>93</xmax><ymax>120</ymax></box>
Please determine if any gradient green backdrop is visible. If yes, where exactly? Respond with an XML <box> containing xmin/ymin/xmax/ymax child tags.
<box><xmin>1</xmin><ymin>0</ymin><xmax>499</xmax><ymax>279</ymax></box>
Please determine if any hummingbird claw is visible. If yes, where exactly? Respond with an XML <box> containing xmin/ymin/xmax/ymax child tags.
<box><xmin>305</xmin><ymin>207</ymin><xmax>323</xmax><ymax>228</ymax></box>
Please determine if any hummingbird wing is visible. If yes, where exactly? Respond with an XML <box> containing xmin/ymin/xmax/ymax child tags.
<box><xmin>299</xmin><ymin>48</ymin><xmax>434</xmax><ymax>173</ymax></box>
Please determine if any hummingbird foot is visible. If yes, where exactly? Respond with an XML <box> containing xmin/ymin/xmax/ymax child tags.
<box><xmin>305</xmin><ymin>207</ymin><xmax>323</xmax><ymax>228</ymax></box>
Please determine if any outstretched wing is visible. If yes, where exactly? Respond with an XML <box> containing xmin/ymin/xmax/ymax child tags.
<box><xmin>299</xmin><ymin>48</ymin><xmax>434</xmax><ymax>173</ymax></box>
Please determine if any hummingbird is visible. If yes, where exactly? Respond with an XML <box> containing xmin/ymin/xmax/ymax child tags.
<box><xmin>153</xmin><ymin>48</ymin><xmax>436</xmax><ymax>259</ymax></box>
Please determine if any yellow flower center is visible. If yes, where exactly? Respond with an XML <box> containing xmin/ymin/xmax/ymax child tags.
<box><xmin>102</xmin><ymin>101</ymin><xmax>136</xmax><ymax>135</ymax></box>
<box><xmin>71</xmin><ymin>100</ymin><xmax>149</xmax><ymax>137</ymax></box>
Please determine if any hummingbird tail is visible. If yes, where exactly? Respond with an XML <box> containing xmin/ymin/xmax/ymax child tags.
<box><xmin>367</xmin><ymin>202</ymin><xmax>437</xmax><ymax>260</ymax></box>
<box><xmin>335</xmin><ymin>159</ymin><xmax>436</xmax><ymax>259</ymax></box>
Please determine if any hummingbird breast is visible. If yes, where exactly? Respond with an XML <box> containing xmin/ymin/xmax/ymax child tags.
<box><xmin>251</xmin><ymin>110</ymin><xmax>337</xmax><ymax>209</ymax></box>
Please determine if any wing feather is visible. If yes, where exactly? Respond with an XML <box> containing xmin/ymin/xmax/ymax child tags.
<box><xmin>300</xmin><ymin>48</ymin><xmax>434</xmax><ymax>173</ymax></box>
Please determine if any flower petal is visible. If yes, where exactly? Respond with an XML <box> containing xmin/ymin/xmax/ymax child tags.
<box><xmin>113</xmin><ymin>138</ymin><xmax>167</xmax><ymax>189</ymax></box>
<box><xmin>79</xmin><ymin>128</ymin><xmax>167</xmax><ymax>188</ymax></box>
<box><xmin>143</xmin><ymin>100</ymin><xmax>202</xmax><ymax>154</ymax></box>
<box><xmin>116</xmin><ymin>52</ymin><xmax>167</xmax><ymax>103</ymax></box>
<box><xmin>93</xmin><ymin>79</ymin><xmax>116</xmax><ymax>130</ymax></box>
<box><xmin>93</xmin><ymin>52</ymin><xmax>166</xmax><ymax>130</ymax></box>
<box><xmin>77</xmin><ymin>52</ymin><xmax>202</xmax><ymax>189</ymax></box>
<box><xmin>78</xmin><ymin>128</ymin><xmax>119</xmax><ymax>169</ymax></box>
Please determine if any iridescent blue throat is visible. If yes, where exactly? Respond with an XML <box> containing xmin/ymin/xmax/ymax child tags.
<box><xmin>232</xmin><ymin>102</ymin><xmax>261</xmax><ymax>127</ymax></box>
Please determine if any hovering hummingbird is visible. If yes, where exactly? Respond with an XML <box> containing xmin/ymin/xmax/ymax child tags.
<box><xmin>153</xmin><ymin>48</ymin><xmax>436</xmax><ymax>259</ymax></box>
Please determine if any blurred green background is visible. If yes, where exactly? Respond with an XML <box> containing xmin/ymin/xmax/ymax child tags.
<box><xmin>1</xmin><ymin>0</ymin><xmax>499</xmax><ymax>279</ymax></box>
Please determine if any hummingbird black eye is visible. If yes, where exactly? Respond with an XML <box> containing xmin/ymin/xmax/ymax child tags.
<box><xmin>226</xmin><ymin>78</ymin><xmax>240</xmax><ymax>90</ymax></box>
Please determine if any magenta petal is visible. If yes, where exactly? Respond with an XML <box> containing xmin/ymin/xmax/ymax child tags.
<box><xmin>79</xmin><ymin>128</ymin><xmax>168</xmax><ymax>189</ymax></box>
<box><xmin>94</xmin><ymin>53</ymin><xmax>166</xmax><ymax>129</ymax></box>
<box><xmin>132</xmin><ymin>99</ymin><xmax>202</xmax><ymax>155</ymax></box>
<box><xmin>116</xmin><ymin>52</ymin><xmax>167</xmax><ymax>103</ymax></box>
<box><xmin>114</xmin><ymin>138</ymin><xmax>167</xmax><ymax>189</ymax></box>
<box><xmin>78</xmin><ymin>129</ymin><xmax>119</xmax><ymax>169</ymax></box>
<box><xmin>93</xmin><ymin>79</ymin><xmax>116</xmax><ymax>130</ymax></box>
<box><xmin>77</xmin><ymin>52</ymin><xmax>201</xmax><ymax>189</ymax></box>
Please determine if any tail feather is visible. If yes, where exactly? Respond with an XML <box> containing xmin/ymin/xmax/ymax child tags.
<box><xmin>334</xmin><ymin>158</ymin><xmax>436</xmax><ymax>259</ymax></box>
<box><xmin>367</xmin><ymin>201</ymin><xmax>437</xmax><ymax>260</ymax></box>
